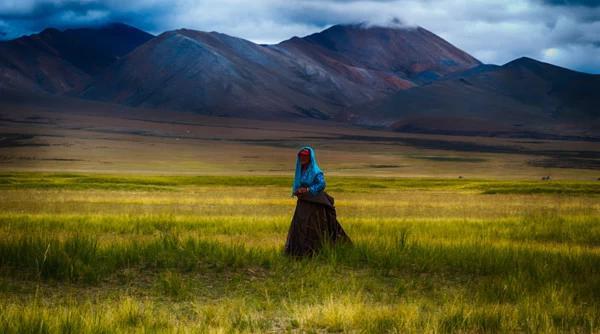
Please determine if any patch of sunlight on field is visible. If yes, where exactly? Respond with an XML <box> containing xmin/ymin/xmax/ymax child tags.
<box><xmin>0</xmin><ymin>173</ymin><xmax>598</xmax><ymax>332</ymax></box>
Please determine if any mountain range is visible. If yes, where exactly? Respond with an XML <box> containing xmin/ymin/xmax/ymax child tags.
<box><xmin>0</xmin><ymin>22</ymin><xmax>598</xmax><ymax>139</ymax></box>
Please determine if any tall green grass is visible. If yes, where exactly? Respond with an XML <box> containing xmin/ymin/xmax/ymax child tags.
<box><xmin>0</xmin><ymin>172</ymin><xmax>598</xmax><ymax>332</ymax></box>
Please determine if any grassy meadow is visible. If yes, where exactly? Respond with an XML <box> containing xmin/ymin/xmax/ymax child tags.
<box><xmin>0</xmin><ymin>172</ymin><xmax>598</xmax><ymax>333</ymax></box>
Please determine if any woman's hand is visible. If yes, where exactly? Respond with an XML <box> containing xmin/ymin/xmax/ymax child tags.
<box><xmin>294</xmin><ymin>187</ymin><xmax>309</xmax><ymax>196</ymax></box>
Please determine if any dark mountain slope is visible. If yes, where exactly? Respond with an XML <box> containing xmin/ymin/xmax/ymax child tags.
<box><xmin>346</xmin><ymin>57</ymin><xmax>600</xmax><ymax>138</ymax></box>
<box><xmin>37</xmin><ymin>23</ymin><xmax>154</xmax><ymax>75</ymax></box>
<box><xmin>0</xmin><ymin>23</ymin><xmax>153</xmax><ymax>94</ymax></box>
<box><xmin>81</xmin><ymin>29</ymin><xmax>342</xmax><ymax>118</ymax></box>
<box><xmin>468</xmin><ymin>57</ymin><xmax>600</xmax><ymax>120</ymax></box>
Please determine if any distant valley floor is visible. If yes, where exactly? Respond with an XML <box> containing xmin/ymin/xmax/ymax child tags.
<box><xmin>1</xmin><ymin>97</ymin><xmax>599</xmax><ymax>180</ymax></box>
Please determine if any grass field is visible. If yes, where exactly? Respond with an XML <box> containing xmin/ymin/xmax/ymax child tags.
<box><xmin>0</xmin><ymin>172</ymin><xmax>598</xmax><ymax>333</ymax></box>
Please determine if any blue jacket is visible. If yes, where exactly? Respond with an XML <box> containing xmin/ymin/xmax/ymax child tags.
<box><xmin>301</xmin><ymin>169</ymin><xmax>326</xmax><ymax>195</ymax></box>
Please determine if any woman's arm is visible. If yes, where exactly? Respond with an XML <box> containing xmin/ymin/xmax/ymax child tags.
<box><xmin>308</xmin><ymin>173</ymin><xmax>326</xmax><ymax>195</ymax></box>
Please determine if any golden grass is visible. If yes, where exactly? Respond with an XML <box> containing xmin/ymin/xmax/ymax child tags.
<box><xmin>0</xmin><ymin>173</ymin><xmax>598</xmax><ymax>332</ymax></box>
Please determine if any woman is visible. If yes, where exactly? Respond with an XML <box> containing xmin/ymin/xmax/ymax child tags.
<box><xmin>284</xmin><ymin>146</ymin><xmax>352</xmax><ymax>257</ymax></box>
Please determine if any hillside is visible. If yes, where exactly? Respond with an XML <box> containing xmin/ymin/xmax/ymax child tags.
<box><xmin>80</xmin><ymin>24</ymin><xmax>481</xmax><ymax>119</ymax></box>
<box><xmin>345</xmin><ymin>57</ymin><xmax>600</xmax><ymax>139</ymax></box>
<box><xmin>0</xmin><ymin>23</ymin><xmax>153</xmax><ymax>94</ymax></box>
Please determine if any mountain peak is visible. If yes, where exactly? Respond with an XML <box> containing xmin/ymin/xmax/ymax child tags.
<box><xmin>502</xmin><ymin>56</ymin><xmax>590</xmax><ymax>76</ymax></box>
<box><xmin>332</xmin><ymin>21</ymin><xmax>422</xmax><ymax>31</ymax></box>
<box><xmin>325</xmin><ymin>17</ymin><xmax>423</xmax><ymax>31</ymax></box>
<box><xmin>281</xmin><ymin>21</ymin><xmax>480</xmax><ymax>80</ymax></box>
<box><xmin>35</xmin><ymin>22</ymin><xmax>148</xmax><ymax>38</ymax></box>
<box><xmin>39</xmin><ymin>27</ymin><xmax>61</xmax><ymax>36</ymax></box>
<box><xmin>306</xmin><ymin>21</ymin><xmax>422</xmax><ymax>40</ymax></box>
<box><xmin>0</xmin><ymin>22</ymin><xmax>154</xmax><ymax>94</ymax></box>
<box><xmin>505</xmin><ymin>56</ymin><xmax>541</xmax><ymax>66</ymax></box>
<box><xmin>101</xmin><ymin>22</ymin><xmax>137</xmax><ymax>30</ymax></box>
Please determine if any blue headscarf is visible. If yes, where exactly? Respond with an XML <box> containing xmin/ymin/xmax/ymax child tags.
<box><xmin>291</xmin><ymin>146</ymin><xmax>323</xmax><ymax>196</ymax></box>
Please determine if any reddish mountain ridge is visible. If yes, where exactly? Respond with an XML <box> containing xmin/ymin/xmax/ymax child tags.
<box><xmin>80</xmin><ymin>24</ymin><xmax>481</xmax><ymax>119</ymax></box>
<box><xmin>278</xmin><ymin>24</ymin><xmax>480</xmax><ymax>83</ymax></box>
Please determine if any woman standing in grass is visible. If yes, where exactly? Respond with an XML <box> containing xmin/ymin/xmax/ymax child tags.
<box><xmin>284</xmin><ymin>146</ymin><xmax>352</xmax><ymax>257</ymax></box>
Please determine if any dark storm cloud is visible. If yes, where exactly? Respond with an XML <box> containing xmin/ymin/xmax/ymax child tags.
<box><xmin>0</xmin><ymin>0</ymin><xmax>169</xmax><ymax>38</ymax></box>
<box><xmin>0</xmin><ymin>1</ymin><xmax>103</xmax><ymax>20</ymax></box>
<box><xmin>542</xmin><ymin>0</ymin><xmax>600</xmax><ymax>7</ymax></box>
<box><xmin>0</xmin><ymin>0</ymin><xmax>598</xmax><ymax>73</ymax></box>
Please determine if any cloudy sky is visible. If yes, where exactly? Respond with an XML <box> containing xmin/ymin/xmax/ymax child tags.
<box><xmin>1</xmin><ymin>0</ymin><xmax>599</xmax><ymax>73</ymax></box>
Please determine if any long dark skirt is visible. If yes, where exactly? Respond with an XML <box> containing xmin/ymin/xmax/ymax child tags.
<box><xmin>284</xmin><ymin>191</ymin><xmax>352</xmax><ymax>257</ymax></box>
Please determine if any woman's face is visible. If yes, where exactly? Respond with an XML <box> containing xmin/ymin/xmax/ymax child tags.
<box><xmin>299</xmin><ymin>154</ymin><xmax>310</xmax><ymax>165</ymax></box>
